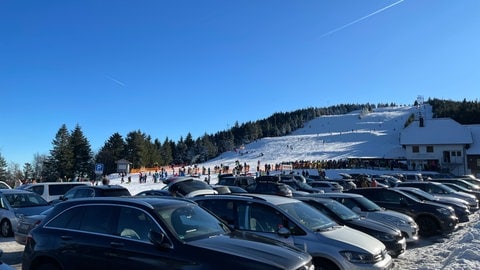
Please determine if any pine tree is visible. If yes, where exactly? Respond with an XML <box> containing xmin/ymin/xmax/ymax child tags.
<box><xmin>0</xmin><ymin>153</ymin><xmax>8</xmax><ymax>182</ymax></box>
<box><xmin>96</xmin><ymin>133</ymin><xmax>127</xmax><ymax>175</ymax></box>
<box><xmin>50</xmin><ymin>124</ymin><xmax>74</xmax><ymax>181</ymax></box>
<box><xmin>70</xmin><ymin>124</ymin><xmax>94</xmax><ymax>179</ymax></box>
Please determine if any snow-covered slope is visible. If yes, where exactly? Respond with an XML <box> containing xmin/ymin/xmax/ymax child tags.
<box><xmin>203</xmin><ymin>105</ymin><xmax>422</xmax><ymax>170</ymax></box>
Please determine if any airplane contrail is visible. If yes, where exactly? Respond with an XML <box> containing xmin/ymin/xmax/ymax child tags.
<box><xmin>106</xmin><ymin>75</ymin><xmax>126</xmax><ymax>86</ymax></box>
<box><xmin>319</xmin><ymin>0</ymin><xmax>405</xmax><ymax>38</ymax></box>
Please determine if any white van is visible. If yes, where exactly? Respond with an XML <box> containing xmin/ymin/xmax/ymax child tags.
<box><xmin>20</xmin><ymin>182</ymin><xmax>90</xmax><ymax>202</ymax></box>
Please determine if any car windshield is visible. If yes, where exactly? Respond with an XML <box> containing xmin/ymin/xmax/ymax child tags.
<box><xmin>5</xmin><ymin>192</ymin><xmax>49</xmax><ymax>207</ymax></box>
<box><xmin>320</xmin><ymin>200</ymin><xmax>360</xmax><ymax>221</ymax></box>
<box><xmin>438</xmin><ymin>184</ymin><xmax>457</xmax><ymax>194</ymax></box>
<box><xmin>155</xmin><ymin>202</ymin><xmax>228</xmax><ymax>241</ymax></box>
<box><xmin>277</xmin><ymin>201</ymin><xmax>336</xmax><ymax>231</ymax></box>
<box><xmin>355</xmin><ymin>197</ymin><xmax>383</xmax><ymax>211</ymax></box>
<box><xmin>408</xmin><ymin>189</ymin><xmax>436</xmax><ymax>200</ymax></box>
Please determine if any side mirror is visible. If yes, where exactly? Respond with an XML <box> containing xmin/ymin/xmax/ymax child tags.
<box><xmin>149</xmin><ymin>230</ymin><xmax>173</xmax><ymax>250</ymax></box>
<box><xmin>277</xmin><ymin>227</ymin><xmax>291</xmax><ymax>238</ymax></box>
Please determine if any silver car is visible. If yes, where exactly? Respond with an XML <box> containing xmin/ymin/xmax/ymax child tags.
<box><xmin>194</xmin><ymin>194</ymin><xmax>394</xmax><ymax>270</ymax></box>
<box><xmin>0</xmin><ymin>189</ymin><xmax>51</xmax><ymax>237</ymax></box>
<box><xmin>308</xmin><ymin>192</ymin><xmax>419</xmax><ymax>243</ymax></box>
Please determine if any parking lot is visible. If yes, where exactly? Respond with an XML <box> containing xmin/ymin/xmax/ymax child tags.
<box><xmin>0</xmin><ymin>237</ymin><xmax>22</xmax><ymax>269</ymax></box>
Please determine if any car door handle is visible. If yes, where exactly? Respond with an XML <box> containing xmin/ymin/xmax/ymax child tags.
<box><xmin>110</xmin><ymin>241</ymin><xmax>125</xmax><ymax>248</ymax></box>
<box><xmin>60</xmin><ymin>236</ymin><xmax>73</xmax><ymax>241</ymax></box>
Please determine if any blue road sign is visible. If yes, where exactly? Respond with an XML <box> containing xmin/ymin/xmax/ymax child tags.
<box><xmin>95</xmin><ymin>163</ymin><xmax>104</xmax><ymax>174</ymax></box>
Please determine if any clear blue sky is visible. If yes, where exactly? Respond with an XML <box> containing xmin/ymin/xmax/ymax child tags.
<box><xmin>1</xmin><ymin>0</ymin><xmax>479</xmax><ymax>166</ymax></box>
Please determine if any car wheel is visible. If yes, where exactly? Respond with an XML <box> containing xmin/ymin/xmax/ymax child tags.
<box><xmin>0</xmin><ymin>219</ymin><xmax>13</xmax><ymax>237</ymax></box>
<box><xmin>416</xmin><ymin>216</ymin><xmax>438</xmax><ymax>237</ymax></box>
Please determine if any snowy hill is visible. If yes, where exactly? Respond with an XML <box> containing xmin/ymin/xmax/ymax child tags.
<box><xmin>202</xmin><ymin>105</ymin><xmax>423</xmax><ymax>171</ymax></box>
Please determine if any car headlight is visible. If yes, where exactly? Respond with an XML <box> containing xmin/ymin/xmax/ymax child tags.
<box><xmin>372</xmin><ymin>232</ymin><xmax>395</xmax><ymax>241</ymax></box>
<box><xmin>340</xmin><ymin>250</ymin><xmax>377</xmax><ymax>264</ymax></box>
<box><xmin>436</xmin><ymin>207</ymin><xmax>453</xmax><ymax>216</ymax></box>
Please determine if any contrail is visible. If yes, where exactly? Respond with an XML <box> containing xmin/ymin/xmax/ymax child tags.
<box><xmin>106</xmin><ymin>75</ymin><xmax>126</xmax><ymax>86</ymax></box>
<box><xmin>319</xmin><ymin>0</ymin><xmax>405</xmax><ymax>38</ymax></box>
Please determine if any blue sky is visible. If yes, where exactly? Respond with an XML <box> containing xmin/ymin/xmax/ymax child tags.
<box><xmin>1</xmin><ymin>0</ymin><xmax>480</xmax><ymax>166</ymax></box>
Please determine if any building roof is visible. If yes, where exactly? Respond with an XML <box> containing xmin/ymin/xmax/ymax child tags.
<box><xmin>400</xmin><ymin>118</ymin><xmax>473</xmax><ymax>145</ymax></box>
<box><xmin>466</xmin><ymin>125</ymin><xmax>480</xmax><ymax>155</ymax></box>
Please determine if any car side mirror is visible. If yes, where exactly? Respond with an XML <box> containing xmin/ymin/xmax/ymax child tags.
<box><xmin>277</xmin><ymin>227</ymin><xmax>291</xmax><ymax>238</ymax></box>
<box><xmin>149</xmin><ymin>230</ymin><xmax>173</xmax><ymax>250</ymax></box>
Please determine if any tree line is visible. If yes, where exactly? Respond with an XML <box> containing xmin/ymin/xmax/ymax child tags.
<box><xmin>1</xmin><ymin>98</ymin><xmax>478</xmax><ymax>186</ymax></box>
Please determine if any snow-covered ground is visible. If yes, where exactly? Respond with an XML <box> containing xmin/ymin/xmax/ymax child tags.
<box><xmin>2</xmin><ymin>105</ymin><xmax>479</xmax><ymax>269</ymax></box>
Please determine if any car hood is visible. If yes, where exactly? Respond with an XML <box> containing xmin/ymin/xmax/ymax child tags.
<box><xmin>319</xmin><ymin>225</ymin><xmax>385</xmax><ymax>255</ymax></box>
<box><xmin>345</xmin><ymin>217</ymin><xmax>401</xmax><ymax>235</ymax></box>
<box><xmin>14</xmin><ymin>206</ymin><xmax>51</xmax><ymax>217</ymax></box>
<box><xmin>434</xmin><ymin>197</ymin><xmax>469</xmax><ymax>207</ymax></box>
<box><xmin>188</xmin><ymin>231</ymin><xmax>311</xmax><ymax>268</ymax></box>
<box><xmin>361</xmin><ymin>209</ymin><xmax>415</xmax><ymax>223</ymax></box>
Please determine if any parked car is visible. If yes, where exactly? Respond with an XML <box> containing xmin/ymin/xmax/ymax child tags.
<box><xmin>280</xmin><ymin>174</ymin><xmax>308</xmax><ymax>183</ymax></box>
<box><xmin>279</xmin><ymin>177</ymin><xmax>323</xmax><ymax>194</ymax></box>
<box><xmin>17</xmin><ymin>182</ymin><xmax>89</xmax><ymax>203</ymax></box>
<box><xmin>50</xmin><ymin>184</ymin><xmax>131</xmax><ymax>205</ymax></box>
<box><xmin>394</xmin><ymin>187</ymin><xmax>471</xmax><ymax>222</ymax></box>
<box><xmin>347</xmin><ymin>187</ymin><xmax>458</xmax><ymax>236</ymax></box>
<box><xmin>440</xmin><ymin>182</ymin><xmax>480</xmax><ymax>201</ymax></box>
<box><xmin>306</xmin><ymin>192</ymin><xmax>419</xmax><ymax>243</ymax></box>
<box><xmin>0</xmin><ymin>189</ymin><xmax>52</xmax><ymax>237</ymax></box>
<box><xmin>194</xmin><ymin>193</ymin><xmax>394</xmax><ymax>270</ymax></box>
<box><xmin>217</xmin><ymin>175</ymin><xmax>255</xmax><ymax>189</ymax></box>
<box><xmin>245</xmin><ymin>176</ymin><xmax>293</xmax><ymax>197</ymax></box>
<box><xmin>399</xmin><ymin>173</ymin><xmax>424</xmax><ymax>182</ymax></box>
<box><xmin>22</xmin><ymin>197</ymin><xmax>314</xmax><ymax>270</ymax></box>
<box><xmin>395</xmin><ymin>181</ymin><xmax>479</xmax><ymax>211</ymax></box>
<box><xmin>297</xmin><ymin>197</ymin><xmax>406</xmax><ymax>258</ymax></box>
<box><xmin>14</xmin><ymin>208</ymin><xmax>53</xmax><ymax>245</ymax></box>
<box><xmin>370</xmin><ymin>175</ymin><xmax>402</xmax><ymax>187</ymax></box>
<box><xmin>323</xmin><ymin>178</ymin><xmax>357</xmax><ymax>191</ymax></box>
<box><xmin>429</xmin><ymin>178</ymin><xmax>480</xmax><ymax>191</ymax></box>
<box><xmin>309</xmin><ymin>181</ymin><xmax>344</xmax><ymax>193</ymax></box>
<box><xmin>167</xmin><ymin>177</ymin><xmax>217</xmax><ymax>198</ymax></box>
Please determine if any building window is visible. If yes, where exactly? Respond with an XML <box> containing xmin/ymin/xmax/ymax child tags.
<box><xmin>426</xmin><ymin>146</ymin><xmax>434</xmax><ymax>153</ymax></box>
<box><xmin>412</xmin><ymin>146</ymin><xmax>420</xmax><ymax>153</ymax></box>
<box><xmin>456</xmin><ymin>151</ymin><xmax>461</xmax><ymax>157</ymax></box>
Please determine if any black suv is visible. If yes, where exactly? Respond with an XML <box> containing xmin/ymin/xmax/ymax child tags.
<box><xmin>22</xmin><ymin>197</ymin><xmax>313</xmax><ymax>270</ymax></box>
<box><xmin>50</xmin><ymin>184</ymin><xmax>131</xmax><ymax>205</ymax></box>
<box><xmin>347</xmin><ymin>187</ymin><xmax>458</xmax><ymax>236</ymax></box>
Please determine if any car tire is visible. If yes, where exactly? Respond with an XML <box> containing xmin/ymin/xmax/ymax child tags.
<box><xmin>416</xmin><ymin>216</ymin><xmax>439</xmax><ymax>236</ymax></box>
<box><xmin>0</xmin><ymin>219</ymin><xmax>13</xmax><ymax>237</ymax></box>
